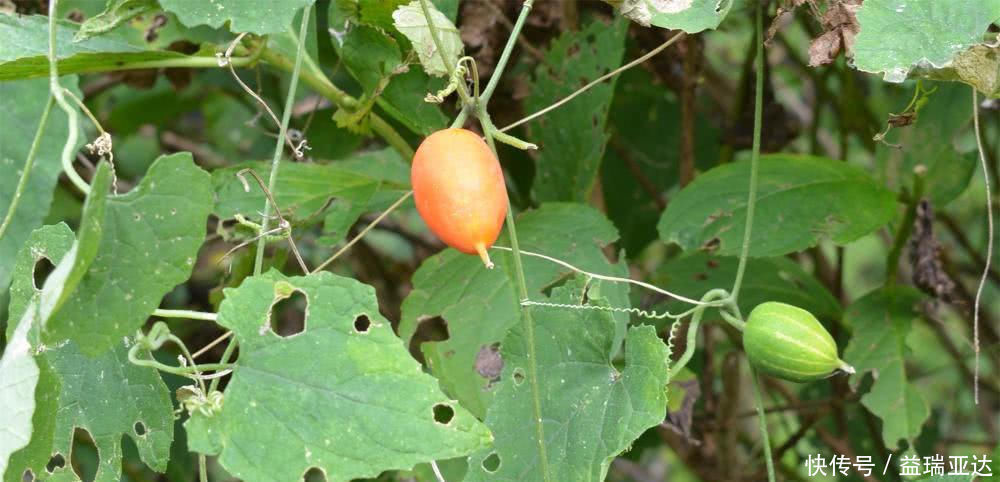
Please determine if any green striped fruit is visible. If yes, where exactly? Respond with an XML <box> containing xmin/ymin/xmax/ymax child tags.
<box><xmin>743</xmin><ymin>302</ymin><xmax>854</xmax><ymax>383</ymax></box>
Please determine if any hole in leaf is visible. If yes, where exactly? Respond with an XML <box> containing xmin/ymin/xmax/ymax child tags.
<box><xmin>432</xmin><ymin>403</ymin><xmax>454</xmax><ymax>424</ymax></box>
<box><xmin>22</xmin><ymin>469</ymin><xmax>35</xmax><ymax>481</ymax></box>
<box><xmin>32</xmin><ymin>257</ymin><xmax>55</xmax><ymax>290</ymax></box>
<box><xmin>269</xmin><ymin>289</ymin><xmax>307</xmax><ymax>338</ymax></box>
<box><xmin>133</xmin><ymin>422</ymin><xmax>146</xmax><ymax>436</ymax></box>
<box><xmin>71</xmin><ymin>427</ymin><xmax>98</xmax><ymax>482</ymax></box>
<box><xmin>475</xmin><ymin>343</ymin><xmax>503</xmax><ymax>381</ymax></box>
<box><xmin>303</xmin><ymin>466</ymin><xmax>326</xmax><ymax>481</ymax></box>
<box><xmin>46</xmin><ymin>454</ymin><xmax>65</xmax><ymax>473</ymax></box>
<box><xmin>408</xmin><ymin>316</ymin><xmax>450</xmax><ymax>365</ymax></box>
<box><xmin>512</xmin><ymin>368</ymin><xmax>525</xmax><ymax>386</ymax></box>
<box><xmin>482</xmin><ymin>452</ymin><xmax>501</xmax><ymax>473</ymax></box>
<box><xmin>353</xmin><ymin>314</ymin><xmax>370</xmax><ymax>333</ymax></box>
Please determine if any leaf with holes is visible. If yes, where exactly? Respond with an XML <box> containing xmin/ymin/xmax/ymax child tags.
<box><xmin>610</xmin><ymin>0</ymin><xmax>733</xmax><ymax>33</ymax></box>
<box><xmin>212</xmin><ymin>149</ymin><xmax>410</xmax><ymax>222</ymax></box>
<box><xmin>399</xmin><ymin>203</ymin><xmax>631</xmax><ymax>418</ymax></box>
<box><xmin>158</xmin><ymin>0</ymin><xmax>315</xmax><ymax>35</ymax></box>
<box><xmin>74</xmin><ymin>0</ymin><xmax>159</xmax><ymax>42</ymax></box>
<box><xmin>183</xmin><ymin>270</ymin><xmax>491</xmax><ymax>482</ymax></box>
<box><xmin>464</xmin><ymin>278</ymin><xmax>669</xmax><ymax>481</ymax></box>
<box><xmin>391</xmin><ymin>1</ymin><xmax>463</xmax><ymax>77</ymax></box>
<box><xmin>0</xmin><ymin>76</ymin><xmax>83</xmax><ymax>292</ymax></box>
<box><xmin>657</xmin><ymin>154</ymin><xmax>897</xmax><ymax>257</ymax></box>
<box><xmin>526</xmin><ymin>17</ymin><xmax>627</xmax><ymax>203</ymax></box>
<box><xmin>43</xmin><ymin>153</ymin><xmax>212</xmax><ymax>355</ymax></box>
<box><xmin>3</xmin><ymin>222</ymin><xmax>175</xmax><ymax>482</ymax></box>
<box><xmin>0</xmin><ymin>15</ymin><xmax>194</xmax><ymax>81</ymax></box>
<box><xmin>842</xmin><ymin>287</ymin><xmax>930</xmax><ymax>450</ymax></box>
<box><xmin>852</xmin><ymin>0</ymin><xmax>1000</xmax><ymax>83</ymax></box>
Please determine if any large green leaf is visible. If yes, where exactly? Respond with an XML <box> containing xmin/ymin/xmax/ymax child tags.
<box><xmin>651</xmin><ymin>253</ymin><xmax>842</xmax><ymax>322</ymax></box>
<box><xmin>399</xmin><ymin>204</ymin><xmax>630</xmax><ymax>418</ymax></box>
<box><xmin>657</xmin><ymin>154</ymin><xmax>898</xmax><ymax>257</ymax></box>
<box><xmin>0</xmin><ymin>76</ymin><xmax>82</xmax><ymax>291</ymax></box>
<box><xmin>526</xmin><ymin>17</ymin><xmax>627</xmax><ymax>203</ymax></box>
<box><xmin>391</xmin><ymin>0</ymin><xmax>462</xmax><ymax>77</ymax></box>
<box><xmin>1</xmin><ymin>164</ymin><xmax>110</xmax><ymax>481</ymax></box>
<box><xmin>842</xmin><ymin>287</ymin><xmax>930</xmax><ymax>450</ymax></box>
<box><xmin>212</xmin><ymin>149</ymin><xmax>410</xmax><ymax>222</ymax></box>
<box><xmin>852</xmin><ymin>0</ymin><xmax>1000</xmax><ymax>83</ymax></box>
<box><xmin>184</xmin><ymin>271</ymin><xmax>491</xmax><ymax>482</ymax></box>
<box><xmin>44</xmin><ymin>154</ymin><xmax>212</xmax><ymax>355</ymax></box>
<box><xmin>4</xmin><ymin>223</ymin><xmax>174</xmax><ymax>482</ymax></box>
<box><xmin>464</xmin><ymin>280</ymin><xmax>669</xmax><ymax>481</ymax></box>
<box><xmin>158</xmin><ymin>0</ymin><xmax>316</xmax><ymax>34</ymax></box>
<box><xmin>881</xmin><ymin>82</ymin><xmax>977</xmax><ymax>205</ymax></box>
<box><xmin>611</xmin><ymin>0</ymin><xmax>733</xmax><ymax>33</ymax></box>
<box><xmin>0</xmin><ymin>15</ymin><xmax>190</xmax><ymax>81</ymax></box>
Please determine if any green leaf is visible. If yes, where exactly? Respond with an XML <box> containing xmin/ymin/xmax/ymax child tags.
<box><xmin>611</xmin><ymin>0</ymin><xmax>733</xmax><ymax>33</ymax></box>
<box><xmin>852</xmin><ymin>0</ymin><xmax>1000</xmax><ymax>83</ymax></box>
<box><xmin>158</xmin><ymin>0</ymin><xmax>316</xmax><ymax>35</ymax></box>
<box><xmin>44</xmin><ymin>154</ymin><xmax>212</xmax><ymax>356</ymax></box>
<box><xmin>319</xmin><ymin>182</ymin><xmax>377</xmax><ymax>246</ymax></box>
<box><xmin>391</xmin><ymin>0</ymin><xmax>462</xmax><ymax>77</ymax></box>
<box><xmin>2</xmin><ymin>168</ymin><xmax>111</xmax><ymax>480</ymax></box>
<box><xmin>886</xmin><ymin>83</ymin><xmax>977</xmax><ymax>205</ymax></box>
<box><xmin>399</xmin><ymin>204</ymin><xmax>631</xmax><ymax>418</ymax></box>
<box><xmin>657</xmin><ymin>154</ymin><xmax>898</xmax><ymax>257</ymax></box>
<box><xmin>4</xmin><ymin>224</ymin><xmax>174</xmax><ymax>482</ymax></box>
<box><xmin>184</xmin><ymin>271</ymin><xmax>491</xmax><ymax>481</ymax></box>
<box><xmin>339</xmin><ymin>24</ymin><xmax>447</xmax><ymax>135</ymax></box>
<box><xmin>0</xmin><ymin>76</ymin><xmax>83</xmax><ymax>292</ymax></box>
<box><xmin>526</xmin><ymin>17</ymin><xmax>628</xmax><ymax>203</ymax></box>
<box><xmin>464</xmin><ymin>279</ymin><xmax>669</xmax><ymax>481</ymax></box>
<box><xmin>0</xmin><ymin>15</ymin><xmax>189</xmax><ymax>81</ymax></box>
<box><xmin>73</xmin><ymin>0</ymin><xmax>158</xmax><ymax>42</ymax></box>
<box><xmin>652</xmin><ymin>253</ymin><xmax>842</xmax><ymax>322</ymax></box>
<box><xmin>212</xmin><ymin>150</ymin><xmax>410</xmax><ymax>222</ymax></box>
<box><xmin>842</xmin><ymin>287</ymin><xmax>930</xmax><ymax>450</ymax></box>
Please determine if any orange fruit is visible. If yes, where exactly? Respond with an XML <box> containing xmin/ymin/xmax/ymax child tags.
<box><xmin>411</xmin><ymin>128</ymin><xmax>508</xmax><ymax>268</ymax></box>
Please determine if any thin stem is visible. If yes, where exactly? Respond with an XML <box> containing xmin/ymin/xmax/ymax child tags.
<box><xmin>314</xmin><ymin>190</ymin><xmax>414</xmax><ymax>272</ymax></box>
<box><xmin>128</xmin><ymin>344</ymin><xmax>233</xmax><ymax>377</ymax></box>
<box><xmin>419</xmin><ymin>0</ymin><xmax>473</xmax><ymax>106</ymax></box>
<box><xmin>499</xmin><ymin>31</ymin><xmax>685</xmax><ymax>133</ymax></box>
<box><xmin>61</xmin><ymin>88</ymin><xmax>104</xmax><ymax>134</ymax></box>
<box><xmin>491</xmin><ymin>246</ymin><xmax>717</xmax><ymax>306</ymax></box>
<box><xmin>259</xmin><ymin>49</ymin><xmax>415</xmax><ymax>160</ymax></box>
<box><xmin>731</xmin><ymin>2</ymin><xmax>764</xmax><ymax>303</ymax></box>
<box><xmin>253</xmin><ymin>6</ymin><xmax>311</xmax><ymax>276</ymax></box>
<box><xmin>751</xmin><ymin>368</ymin><xmax>777</xmax><ymax>482</ymax></box>
<box><xmin>152</xmin><ymin>308</ymin><xmax>218</xmax><ymax>322</ymax></box>
<box><xmin>192</xmin><ymin>331</ymin><xmax>233</xmax><ymax>359</ymax></box>
<box><xmin>48</xmin><ymin>0</ymin><xmax>90</xmax><ymax>195</ymax></box>
<box><xmin>666</xmin><ymin>289</ymin><xmax>729</xmax><ymax>380</ymax></box>
<box><xmin>208</xmin><ymin>334</ymin><xmax>238</xmax><ymax>393</ymax></box>
<box><xmin>481</xmin><ymin>0</ymin><xmax>535</xmax><ymax>104</ymax></box>
<box><xmin>429</xmin><ymin>461</ymin><xmax>446</xmax><ymax>482</ymax></box>
<box><xmin>482</xmin><ymin>122</ymin><xmax>551</xmax><ymax>481</ymax></box>
<box><xmin>0</xmin><ymin>96</ymin><xmax>54</xmax><ymax>241</ymax></box>
<box><xmin>886</xmin><ymin>173</ymin><xmax>924</xmax><ymax>285</ymax></box>
<box><xmin>199</xmin><ymin>455</ymin><xmax>208</xmax><ymax>482</ymax></box>
<box><xmin>972</xmin><ymin>89</ymin><xmax>994</xmax><ymax>405</ymax></box>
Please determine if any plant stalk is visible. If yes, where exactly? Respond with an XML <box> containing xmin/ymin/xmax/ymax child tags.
<box><xmin>0</xmin><ymin>96</ymin><xmax>54</xmax><ymax>241</ymax></box>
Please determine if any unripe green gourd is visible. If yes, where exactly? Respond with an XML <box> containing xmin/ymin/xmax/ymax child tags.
<box><xmin>743</xmin><ymin>302</ymin><xmax>854</xmax><ymax>383</ymax></box>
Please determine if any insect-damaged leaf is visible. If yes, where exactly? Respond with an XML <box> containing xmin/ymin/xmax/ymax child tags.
<box><xmin>392</xmin><ymin>0</ymin><xmax>463</xmax><ymax>77</ymax></box>
<box><xmin>158</xmin><ymin>0</ymin><xmax>316</xmax><ymax>35</ymax></box>
<box><xmin>184</xmin><ymin>271</ymin><xmax>491</xmax><ymax>482</ymax></box>
<box><xmin>400</xmin><ymin>204</ymin><xmax>631</xmax><ymax>418</ymax></box>
<box><xmin>609</xmin><ymin>0</ymin><xmax>733</xmax><ymax>33</ymax></box>
<box><xmin>44</xmin><ymin>153</ymin><xmax>212</xmax><ymax>355</ymax></box>
<box><xmin>464</xmin><ymin>278</ymin><xmax>669</xmax><ymax>481</ymax></box>
<box><xmin>4</xmin><ymin>222</ymin><xmax>173</xmax><ymax>482</ymax></box>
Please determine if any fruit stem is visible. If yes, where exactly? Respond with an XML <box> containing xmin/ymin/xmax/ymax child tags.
<box><xmin>838</xmin><ymin>360</ymin><xmax>856</xmax><ymax>375</ymax></box>
<box><xmin>475</xmin><ymin>242</ymin><xmax>495</xmax><ymax>269</ymax></box>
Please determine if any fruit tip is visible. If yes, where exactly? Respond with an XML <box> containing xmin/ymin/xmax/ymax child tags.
<box><xmin>475</xmin><ymin>243</ymin><xmax>494</xmax><ymax>269</ymax></box>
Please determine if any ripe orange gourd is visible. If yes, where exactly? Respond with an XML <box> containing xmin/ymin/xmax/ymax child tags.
<box><xmin>411</xmin><ymin>128</ymin><xmax>508</xmax><ymax>268</ymax></box>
